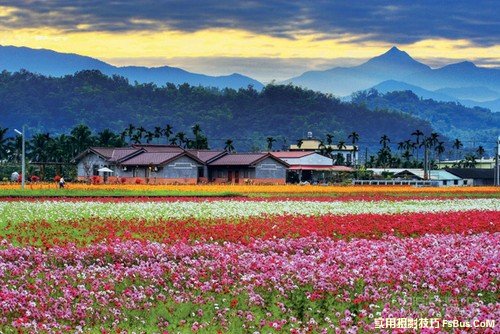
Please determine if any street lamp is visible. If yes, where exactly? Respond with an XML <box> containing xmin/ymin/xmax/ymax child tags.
<box><xmin>14</xmin><ymin>126</ymin><xmax>25</xmax><ymax>190</ymax></box>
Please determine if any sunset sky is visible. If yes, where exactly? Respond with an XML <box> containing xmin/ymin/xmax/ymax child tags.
<box><xmin>0</xmin><ymin>1</ymin><xmax>498</xmax><ymax>82</ymax></box>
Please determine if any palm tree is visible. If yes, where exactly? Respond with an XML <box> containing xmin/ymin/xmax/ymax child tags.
<box><xmin>411</xmin><ymin>129</ymin><xmax>424</xmax><ymax>160</ymax></box>
<box><xmin>30</xmin><ymin>133</ymin><xmax>53</xmax><ymax>180</ymax></box>
<box><xmin>125</xmin><ymin>124</ymin><xmax>135</xmax><ymax>142</ymax></box>
<box><xmin>145</xmin><ymin>131</ymin><xmax>155</xmax><ymax>144</ymax></box>
<box><xmin>476</xmin><ymin>146</ymin><xmax>485</xmax><ymax>159</ymax></box>
<box><xmin>402</xmin><ymin>150</ymin><xmax>413</xmax><ymax>162</ymax></box>
<box><xmin>97</xmin><ymin>129</ymin><xmax>118</xmax><ymax>147</ymax></box>
<box><xmin>337</xmin><ymin>140</ymin><xmax>346</xmax><ymax>150</ymax></box>
<box><xmin>175</xmin><ymin>132</ymin><xmax>187</xmax><ymax>148</ymax></box>
<box><xmin>164</xmin><ymin>124</ymin><xmax>173</xmax><ymax>143</ymax></box>
<box><xmin>379</xmin><ymin>135</ymin><xmax>390</xmax><ymax>149</ymax></box>
<box><xmin>131</xmin><ymin>133</ymin><xmax>142</xmax><ymax>144</ymax></box>
<box><xmin>325</xmin><ymin>133</ymin><xmax>334</xmax><ymax>146</ymax></box>
<box><xmin>266</xmin><ymin>136</ymin><xmax>276</xmax><ymax>151</ymax></box>
<box><xmin>0</xmin><ymin>126</ymin><xmax>11</xmax><ymax>161</ymax></box>
<box><xmin>347</xmin><ymin>131</ymin><xmax>359</xmax><ymax>166</ymax></box>
<box><xmin>435</xmin><ymin>141</ymin><xmax>445</xmax><ymax>161</ymax></box>
<box><xmin>153</xmin><ymin>126</ymin><xmax>163</xmax><ymax>143</ymax></box>
<box><xmin>70</xmin><ymin>124</ymin><xmax>94</xmax><ymax>156</ymax></box>
<box><xmin>397</xmin><ymin>141</ymin><xmax>405</xmax><ymax>152</ymax></box>
<box><xmin>463</xmin><ymin>154</ymin><xmax>477</xmax><ymax>168</ymax></box>
<box><xmin>224</xmin><ymin>139</ymin><xmax>235</xmax><ymax>153</ymax></box>
<box><xmin>452</xmin><ymin>139</ymin><xmax>463</xmax><ymax>159</ymax></box>
<box><xmin>6</xmin><ymin>134</ymin><xmax>22</xmax><ymax>163</ymax></box>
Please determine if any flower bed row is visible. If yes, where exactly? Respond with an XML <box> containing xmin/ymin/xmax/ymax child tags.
<box><xmin>0</xmin><ymin>194</ymin><xmax>490</xmax><ymax>203</ymax></box>
<box><xmin>1</xmin><ymin>183</ymin><xmax>499</xmax><ymax>195</ymax></box>
<box><xmin>0</xmin><ymin>233</ymin><xmax>498</xmax><ymax>333</ymax></box>
<box><xmin>1</xmin><ymin>198</ymin><xmax>498</xmax><ymax>225</ymax></box>
<box><xmin>4</xmin><ymin>210</ymin><xmax>499</xmax><ymax>248</ymax></box>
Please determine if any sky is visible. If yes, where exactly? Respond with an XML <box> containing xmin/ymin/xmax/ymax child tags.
<box><xmin>0</xmin><ymin>0</ymin><xmax>499</xmax><ymax>82</ymax></box>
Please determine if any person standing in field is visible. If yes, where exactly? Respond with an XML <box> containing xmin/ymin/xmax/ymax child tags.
<box><xmin>59</xmin><ymin>176</ymin><xmax>65</xmax><ymax>188</ymax></box>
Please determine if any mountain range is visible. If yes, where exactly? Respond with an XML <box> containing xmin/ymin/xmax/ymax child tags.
<box><xmin>285</xmin><ymin>47</ymin><xmax>500</xmax><ymax>111</ymax></box>
<box><xmin>1</xmin><ymin>45</ymin><xmax>499</xmax><ymax>113</ymax></box>
<box><xmin>0</xmin><ymin>45</ymin><xmax>264</xmax><ymax>90</ymax></box>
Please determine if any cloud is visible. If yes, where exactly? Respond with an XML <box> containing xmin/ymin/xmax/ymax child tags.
<box><xmin>1</xmin><ymin>1</ymin><xmax>498</xmax><ymax>46</ymax></box>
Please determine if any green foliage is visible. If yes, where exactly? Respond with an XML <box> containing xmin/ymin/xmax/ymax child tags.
<box><xmin>0</xmin><ymin>70</ymin><xmax>434</xmax><ymax>151</ymax></box>
<box><xmin>352</xmin><ymin>89</ymin><xmax>499</xmax><ymax>152</ymax></box>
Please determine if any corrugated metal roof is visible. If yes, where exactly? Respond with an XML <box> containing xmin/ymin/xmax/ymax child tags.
<box><xmin>445</xmin><ymin>168</ymin><xmax>494</xmax><ymax>179</ymax></box>
<box><xmin>392</xmin><ymin>169</ymin><xmax>462</xmax><ymax>180</ymax></box>
<box><xmin>109</xmin><ymin>148</ymin><xmax>142</xmax><ymax>162</ymax></box>
<box><xmin>187</xmin><ymin>150</ymin><xmax>226</xmax><ymax>162</ymax></box>
<box><xmin>209</xmin><ymin>153</ymin><xmax>267</xmax><ymax>166</ymax></box>
<box><xmin>270</xmin><ymin>151</ymin><xmax>314</xmax><ymax>158</ymax></box>
<box><xmin>91</xmin><ymin>147</ymin><xmax>116</xmax><ymax>159</ymax></box>
<box><xmin>120</xmin><ymin>152</ymin><xmax>182</xmax><ymax>166</ymax></box>
<box><xmin>132</xmin><ymin>144</ymin><xmax>184</xmax><ymax>153</ymax></box>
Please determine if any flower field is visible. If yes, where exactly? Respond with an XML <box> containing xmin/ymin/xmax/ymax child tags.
<box><xmin>0</xmin><ymin>192</ymin><xmax>499</xmax><ymax>333</ymax></box>
<box><xmin>0</xmin><ymin>183</ymin><xmax>499</xmax><ymax>198</ymax></box>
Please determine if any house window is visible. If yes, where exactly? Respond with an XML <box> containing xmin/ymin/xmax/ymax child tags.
<box><xmin>243</xmin><ymin>170</ymin><xmax>249</xmax><ymax>178</ymax></box>
<box><xmin>133</xmin><ymin>168</ymin><xmax>138</xmax><ymax>177</ymax></box>
<box><xmin>454</xmin><ymin>180</ymin><xmax>458</xmax><ymax>185</ymax></box>
<box><xmin>171</xmin><ymin>163</ymin><xmax>193</xmax><ymax>169</ymax></box>
<box><xmin>217</xmin><ymin>170</ymin><xmax>224</xmax><ymax>178</ymax></box>
<box><xmin>198</xmin><ymin>167</ymin><xmax>204</xmax><ymax>177</ymax></box>
<box><xmin>260</xmin><ymin>163</ymin><xmax>278</xmax><ymax>170</ymax></box>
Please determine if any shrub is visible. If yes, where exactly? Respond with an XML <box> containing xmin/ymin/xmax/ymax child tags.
<box><xmin>91</xmin><ymin>176</ymin><xmax>101</xmax><ymax>184</ymax></box>
<box><xmin>54</xmin><ymin>175</ymin><xmax>61</xmax><ymax>182</ymax></box>
<box><xmin>120</xmin><ymin>177</ymin><xmax>127</xmax><ymax>184</ymax></box>
<box><xmin>135</xmin><ymin>178</ymin><xmax>143</xmax><ymax>184</ymax></box>
<box><xmin>30</xmin><ymin>175</ymin><xmax>40</xmax><ymax>182</ymax></box>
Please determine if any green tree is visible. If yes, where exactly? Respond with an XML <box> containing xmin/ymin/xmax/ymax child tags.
<box><xmin>347</xmin><ymin>131</ymin><xmax>359</xmax><ymax>166</ymax></box>
<box><xmin>224</xmin><ymin>139</ymin><xmax>235</xmax><ymax>153</ymax></box>
<box><xmin>379</xmin><ymin>135</ymin><xmax>390</xmax><ymax>149</ymax></box>
<box><xmin>266</xmin><ymin>136</ymin><xmax>276</xmax><ymax>151</ymax></box>
<box><xmin>452</xmin><ymin>139</ymin><xmax>463</xmax><ymax>159</ymax></box>
<box><xmin>0</xmin><ymin>126</ymin><xmax>11</xmax><ymax>161</ymax></box>
<box><xmin>476</xmin><ymin>146</ymin><xmax>485</xmax><ymax>159</ymax></box>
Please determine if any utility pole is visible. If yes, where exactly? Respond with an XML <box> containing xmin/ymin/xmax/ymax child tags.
<box><xmin>424</xmin><ymin>145</ymin><xmax>429</xmax><ymax>180</ymax></box>
<box><xmin>496</xmin><ymin>136</ymin><xmax>500</xmax><ymax>186</ymax></box>
<box><xmin>14</xmin><ymin>126</ymin><xmax>25</xmax><ymax>190</ymax></box>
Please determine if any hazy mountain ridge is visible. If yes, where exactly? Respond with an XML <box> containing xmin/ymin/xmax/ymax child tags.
<box><xmin>371</xmin><ymin>80</ymin><xmax>500</xmax><ymax>112</ymax></box>
<box><xmin>0</xmin><ymin>45</ymin><xmax>264</xmax><ymax>90</ymax></box>
<box><xmin>285</xmin><ymin>47</ymin><xmax>499</xmax><ymax>109</ymax></box>
<box><xmin>352</xmin><ymin>89</ymin><xmax>500</xmax><ymax>150</ymax></box>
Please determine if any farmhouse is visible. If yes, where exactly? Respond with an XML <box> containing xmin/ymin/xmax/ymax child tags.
<box><xmin>270</xmin><ymin>151</ymin><xmax>354</xmax><ymax>183</ymax></box>
<box><xmin>208</xmin><ymin>153</ymin><xmax>289</xmax><ymax>184</ymax></box>
<box><xmin>73</xmin><ymin>145</ymin><xmax>289</xmax><ymax>184</ymax></box>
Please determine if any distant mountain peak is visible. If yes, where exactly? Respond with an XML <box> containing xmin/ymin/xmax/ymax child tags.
<box><xmin>386</xmin><ymin>46</ymin><xmax>405</xmax><ymax>54</ymax></box>
<box><xmin>448</xmin><ymin>61</ymin><xmax>477</xmax><ymax>69</ymax></box>
<box><xmin>358</xmin><ymin>46</ymin><xmax>430</xmax><ymax>76</ymax></box>
<box><xmin>375</xmin><ymin>46</ymin><xmax>415</xmax><ymax>62</ymax></box>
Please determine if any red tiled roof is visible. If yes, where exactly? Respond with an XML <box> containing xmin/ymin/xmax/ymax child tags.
<box><xmin>90</xmin><ymin>147</ymin><xmax>116</xmax><ymax>159</ymax></box>
<box><xmin>132</xmin><ymin>144</ymin><xmax>184</xmax><ymax>153</ymax></box>
<box><xmin>270</xmin><ymin>151</ymin><xmax>314</xmax><ymax>158</ymax></box>
<box><xmin>120</xmin><ymin>152</ymin><xmax>183</xmax><ymax>166</ymax></box>
<box><xmin>109</xmin><ymin>148</ymin><xmax>142</xmax><ymax>162</ymax></box>
<box><xmin>187</xmin><ymin>150</ymin><xmax>226</xmax><ymax>162</ymax></box>
<box><xmin>209</xmin><ymin>153</ymin><xmax>267</xmax><ymax>166</ymax></box>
